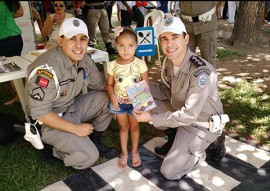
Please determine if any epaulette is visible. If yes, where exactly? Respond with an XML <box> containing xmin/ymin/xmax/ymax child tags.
<box><xmin>86</xmin><ymin>52</ymin><xmax>93</xmax><ymax>58</ymax></box>
<box><xmin>189</xmin><ymin>55</ymin><xmax>206</xmax><ymax>68</ymax></box>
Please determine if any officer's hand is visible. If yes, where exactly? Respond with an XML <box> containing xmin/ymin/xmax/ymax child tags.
<box><xmin>75</xmin><ymin>123</ymin><xmax>94</xmax><ymax>137</ymax></box>
<box><xmin>133</xmin><ymin>110</ymin><xmax>151</xmax><ymax>123</ymax></box>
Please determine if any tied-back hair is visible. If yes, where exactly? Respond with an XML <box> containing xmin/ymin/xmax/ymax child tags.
<box><xmin>115</xmin><ymin>27</ymin><xmax>138</xmax><ymax>44</ymax></box>
<box><xmin>4</xmin><ymin>1</ymin><xmax>20</xmax><ymax>12</ymax></box>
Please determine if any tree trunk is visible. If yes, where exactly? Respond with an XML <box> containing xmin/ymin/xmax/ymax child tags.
<box><xmin>229</xmin><ymin>1</ymin><xmax>265</xmax><ymax>45</ymax></box>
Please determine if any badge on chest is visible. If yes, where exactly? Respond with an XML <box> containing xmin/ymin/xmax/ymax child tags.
<box><xmin>78</xmin><ymin>66</ymin><xmax>89</xmax><ymax>79</ymax></box>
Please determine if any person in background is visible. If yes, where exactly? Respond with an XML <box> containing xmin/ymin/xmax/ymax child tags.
<box><xmin>83</xmin><ymin>1</ymin><xmax>116</xmax><ymax>54</ymax></box>
<box><xmin>157</xmin><ymin>1</ymin><xmax>169</xmax><ymax>13</ymax></box>
<box><xmin>169</xmin><ymin>1</ymin><xmax>180</xmax><ymax>17</ymax></box>
<box><xmin>31</xmin><ymin>2</ymin><xmax>43</xmax><ymax>33</ymax></box>
<box><xmin>133</xmin><ymin>15</ymin><xmax>228</xmax><ymax>180</ymax></box>
<box><xmin>64</xmin><ymin>1</ymin><xmax>76</xmax><ymax>17</ymax></box>
<box><xmin>134</xmin><ymin>1</ymin><xmax>155</xmax><ymax>28</ymax></box>
<box><xmin>42</xmin><ymin>1</ymin><xmax>74</xmax><ymax>49</ymax></box>
<box><xmin>265</xmin><ymin>1</ymin><xmax>270</xmax><ymax>23</ymax></box>
<box><xmin>107</xmin><ymin>27</ymin><xmax>149</xmax><ymax>168</ymax></box>
<box><xmin>179</xmin><ymin>1</ymin><xmax>218</xmax><ymax>67</ymax></box>
<box><xmin>0</xmin><ymin>1</ymin><xmax>24</xmax><ymax>106</ymax></box>
<box><xmin>227</xmin><ymin>1</ymin><xmax>239</xmax><ymax>24</ymax></box>
<box><xmin>116</xmin><ymin>1</ymin><xmax>135</xmax><ymax>27</ymax></box>
<box><xmin>116</xmin><ymin>1</ymin><xmax>121</xmax><ymax>22</ymax></box>
<box><xmin>26</xmin><ymin>18</ymin><xmax>117</xmax><ymax>169</ymax></box>
<box><xmin>72</xmin><ymin>1</ymin><xmax>86</xmax><ymax>20</ymax></box>
<box><xmin>105</xmin><ymin>1</ymin><xmax>116</xmax><ymax>33</ymax></box>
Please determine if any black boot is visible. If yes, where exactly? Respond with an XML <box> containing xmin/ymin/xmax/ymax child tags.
<box><xmin>40</xmin><ymin>143</ymin><xmax>55</xmax><ymax>163</ymax></box>
<box><xmin>155</xmin><ymin>128</ymin><xmax>177</xmax><ymax>156</ymax></box>
<box><xmin>89</xmin><ymin>130</ymin><xmax>118</xmax><ymax>159</ymax></box>
<box><xmin>105</xmin><ymin>42</ymin><xmax>117</xmax><ymax>54</ymax></box>
<box><xmin>206</xmin><ymin>131</ymin><xmax>226</xmax><ymax>162</ymax></box>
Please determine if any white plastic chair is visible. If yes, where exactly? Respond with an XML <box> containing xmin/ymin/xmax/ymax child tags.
<box><xmin>142</xmin><ymin>9</ymin><xmax>164</xmax><ymax>65</ymax></box>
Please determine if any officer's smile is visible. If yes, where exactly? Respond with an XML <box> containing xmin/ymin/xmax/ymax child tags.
<box><xmin>73</xmin><ymin>50</ymin><xmax>83</xmax><ymax>55</ymax></box>
<box><xmin>166</xmin><ymin>47</ymin><xmax>177</xmax><ymax>55</ymax></box>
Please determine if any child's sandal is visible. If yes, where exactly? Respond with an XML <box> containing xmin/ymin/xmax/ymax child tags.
<box><xmin>118</xmin><ymin>154</ymin><xmax>128</xmax><ymax>169</ymax></box>
<box><xmin>131</xmin><ymin>153</ymin><xmax>141</xmax><ymax>167</ymax></box>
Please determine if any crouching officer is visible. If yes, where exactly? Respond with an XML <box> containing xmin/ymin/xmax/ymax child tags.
<box><xmin>26</xmin><ymin>18</ymin><xmax>117</xmax><ymax>169</ymax></box>
<box><xmin>133</xmin><ymin>15</ymin><xmax>229</xmax><ymax>180</ymax></box>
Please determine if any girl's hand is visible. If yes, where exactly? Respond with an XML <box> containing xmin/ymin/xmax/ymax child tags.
<box><xmin>111</xmin><ymin>96</ymin><xmax>120</xmax><ymax>110</ymax></box>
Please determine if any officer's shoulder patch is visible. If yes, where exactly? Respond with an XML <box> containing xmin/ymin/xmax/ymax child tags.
<box><xmin>37</xmin><ymin>69</ymin><xmax>54</xmax><ymax>79</ymax></box>
<box><xmin>86</xmin><ymin>52</ymin><xmax>93</xmax><ymax>57</ymax></box>
<box><xmin>29</xmin><ymin>87</ymin><xmax>45</xmax><ymax>101</ymax></box>
<box><xmin>189</xmin><ymin>55</ymin><xmax>206</xmax><ymax>68</ymax></box>
<box><xmin>194</xmin><ymin>68</ymin><xmax>211</xmax><ymax>77</ymax></box>
<box><xmin>35</xmin><ymin>76</ymin><xmax>49</xmax><ymax>88</ymax></box>
<box><xmin>197</xmin><ymin>74</ymin><xmax>208</xmax><ymax>89</ymax></box>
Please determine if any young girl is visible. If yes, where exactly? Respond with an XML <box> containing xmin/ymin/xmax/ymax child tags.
<box><xmin>107</xmin><ymin>27</ymin><xmax>149</xmax><ymax>168</ymax></box>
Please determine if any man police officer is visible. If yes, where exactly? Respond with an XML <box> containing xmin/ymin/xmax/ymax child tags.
<box><xmin>26</xmin><ymin>18</ymin><xmax>117</xmax><ymax>169</ymax></box>
<box><xmin>153</xmin><ymin>2</ymin><xmax>227</xmax><ymax>163</ymax></box>
<box><xmin>133</xmin><ymin>15</ymin><xmax>229</xmax><ymax>180</ymax></box>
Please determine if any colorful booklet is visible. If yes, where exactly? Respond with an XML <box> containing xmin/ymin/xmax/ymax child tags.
<box><xmin>0</xmin><ymin>61</ymin><xmax>21</xmax><ymax>73</ymax></box>
<box><xmin>126</xmin><ymin>80</ymin><xmax>156</xmax><ymax>111</ymax></box>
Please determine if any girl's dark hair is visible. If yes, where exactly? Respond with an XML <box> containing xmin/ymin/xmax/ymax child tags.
<box><xmin>4</xmin><ymin>1</ymin><xmax>20</xmax><ymax>12</ymax></box>
<box><xmin>115</xmin><ymin>27</ymin><xmax>138</xmax><ymax>43</ymax></box>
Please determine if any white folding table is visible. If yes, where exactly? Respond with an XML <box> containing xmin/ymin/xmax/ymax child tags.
<box><xmin>0</xmin><ymin>56</ymin><xmax>31</xmax><ymax>115</ymax></box>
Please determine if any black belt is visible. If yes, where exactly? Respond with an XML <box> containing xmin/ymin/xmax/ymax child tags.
<box><xmin>87</xmin><ymin>5</ymin><xmax>105</xmax><ymax>9</ymax></box>
<box><xmin>191</xmin><ymin>16</ymin><xmax>199</xmax><ymax>22</ymax></box>
<box><xmin>181</xmin><ymin>13</ymin><xmax>200</xmax><ymax>22</ymax></box>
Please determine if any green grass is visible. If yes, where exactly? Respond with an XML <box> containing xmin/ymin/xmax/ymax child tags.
<box><xmin>216</xmin><ymin>48</ymin><xmax>242</xmax><ymax>61</ymax></box>
<box><xmin>0</xmin><ymin>138</ymin><xmax>78</xmax><ymax>191</ymax></box>
<box><xmin>218</xmin><ymin>23</ymin><xmax>226</xmax><ymax>29</ymax></box>
<box><xmin>264</xmin><ymin>28</ymin><xmax>270</xmax><ymax>35</ymax></box>
<box><xmin>220</xmin><ymin>80</ymin><xmax>270</xmax><ymax>147</ymax></box>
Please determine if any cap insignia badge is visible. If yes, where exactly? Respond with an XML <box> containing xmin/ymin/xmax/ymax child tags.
<box><xmin>164</xmin><ymin>17</ymin><xmax>173</xmax><ymax>26</ymax></box>
<box><xmin>73</xmin><ymin>19</ymin><xmax>80</xmax><ymax>27</ymax></box>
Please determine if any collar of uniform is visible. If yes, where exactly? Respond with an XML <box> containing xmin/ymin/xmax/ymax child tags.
<box><xmin>178</xmin><ymin>48</ymin><xmax>194</xmax><ymax>75</ymax></box>
<box><xmin>57</xmin><ymin>46</ymin><xmax>76</xmax><ymax>69</ymax></box>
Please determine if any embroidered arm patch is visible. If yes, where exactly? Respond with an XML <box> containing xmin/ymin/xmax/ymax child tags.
<box><xmin>197</xmin><ymin>74</ymin><xmax>208</xmax><ymax>89</ymax></box>
<box><xmin>194</xmin><ymin>68</ymin><xmax>211</xmax><ymax>77</ymax></box>
<box><xmin>190</xmin><ymin>55</ymin><xmax>206</xmax><ymax>67</ymax></box>
<box><xmin>37</xmin><ymin>69</ymin><xmax>54</xmax><ymax>79</ymax></box>
<box><xmin>29</xmin><ymin>87</ymin><xmax>45</xmax><ymax>101</ymax></box>
<box><xmin>35</xmin><ymin>76</ymin><xmax>49</xmax><ymax>88</ymax></box>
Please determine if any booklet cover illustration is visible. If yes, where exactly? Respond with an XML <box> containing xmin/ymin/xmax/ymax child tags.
<box><xmin>126</xmin><ymin>80</ymin><xmax>156</xmax><ymax>111</ymax></box>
